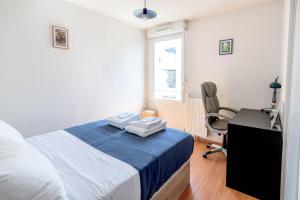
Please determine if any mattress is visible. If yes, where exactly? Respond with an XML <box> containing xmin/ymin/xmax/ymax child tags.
<box><xmin>65</xmin><ymin>120</ymin><xmax>194</xmax><ymax>200</ymax></box>
<box><xmin>27</xmin><ymin>130</ymin><xmax>140</xmax><ymax>200</ymax></box>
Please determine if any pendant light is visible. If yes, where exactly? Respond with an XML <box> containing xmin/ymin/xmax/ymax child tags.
<box><xmin>133</xmin><ymin>0</ymin><xmax>157</xmax><ymax>20</ymax></box>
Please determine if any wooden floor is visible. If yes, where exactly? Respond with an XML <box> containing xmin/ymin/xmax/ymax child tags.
<box><xmin>178</xmin><ymin>141</ymin><xmax>257</xmax><ymax>200</ymax></box>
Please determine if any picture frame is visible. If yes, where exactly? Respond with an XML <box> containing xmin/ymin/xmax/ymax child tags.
<box><xmin>52</xmin><ymin>26</ymin><xmax>69</xmax><ymax>49</ymax></box>
<box><xmin>219</xmin><ymin>39</ymin><xmax>233</xmax><ymax>55</ymax></box>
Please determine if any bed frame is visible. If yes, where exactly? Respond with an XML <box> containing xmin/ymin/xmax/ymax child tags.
<box><xmin>151</xmin><ymin>160</ymin><xmax>190</xmax><ymax>200</ymax></box>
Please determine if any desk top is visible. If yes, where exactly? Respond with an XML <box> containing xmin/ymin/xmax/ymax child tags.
<box><xmin>229</xmin><ymin>108</ymin><xmax>281</xmax><ymax>132</ymax></box>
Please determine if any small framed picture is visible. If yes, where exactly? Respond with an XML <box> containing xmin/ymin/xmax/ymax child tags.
<box><xmin>219</xmin><ymin>39</ymin><xmax>233</xmax><ymax>55</ymax></box>
<box><xmin>52</xmin><ymin>26</ymin><xmax>69</xmax><ymax>49</ymax></box>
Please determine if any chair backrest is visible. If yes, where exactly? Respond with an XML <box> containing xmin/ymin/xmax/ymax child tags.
<box><xmin>201</xmin><ymin>82</ymin><xmax>220</xmax><ymax>114</ymax></box>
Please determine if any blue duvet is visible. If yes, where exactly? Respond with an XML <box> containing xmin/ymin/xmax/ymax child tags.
<box><xmin>65</xmin><ymin>120</ymin><xmax>194</xmax><ymax>200</ymax></box>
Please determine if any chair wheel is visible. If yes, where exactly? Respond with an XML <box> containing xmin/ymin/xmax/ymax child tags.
<box><xmin>202</xmin><ymin>153</ymin><xmax>207</xmax><ymax>158</ymax></box>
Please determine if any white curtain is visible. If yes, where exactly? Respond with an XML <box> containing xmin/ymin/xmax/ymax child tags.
<box><xmin>299</xmin><ymin>161</ymin><xmax>300</xmax><ymax>200</ymax></box>
<box><xmin>284</xmin><ymin>0</ymin><xmax>300</xmax><ymax>199</ymax></box>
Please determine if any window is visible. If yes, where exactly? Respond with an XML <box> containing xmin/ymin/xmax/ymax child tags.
<box><xmin>154</xmin><ymin>37</ymin><xmax>183</xmax><ymax>101</ymax></box>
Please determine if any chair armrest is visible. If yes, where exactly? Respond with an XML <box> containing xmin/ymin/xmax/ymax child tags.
<box><xmin>206</xmin><ymin>113</ymin><xmax>231</xmax><ymax>120</ymax></box>
<box><xmin>220</xmin><ymin>107</ymin><xmax>238</xmax><ymax>114</ymax></box>
<box><xmin>205</xmin><ymin>113</ymin><xmax>229</xmax><ymax>135</ymax></box>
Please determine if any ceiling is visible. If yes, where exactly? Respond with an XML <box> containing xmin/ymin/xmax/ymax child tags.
<box><xmin>65</xmin><ymin>0</ymin><xmax>277</xmax><ymax>29</ymax></box>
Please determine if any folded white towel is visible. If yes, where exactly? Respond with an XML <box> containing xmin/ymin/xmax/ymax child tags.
<box><xmin>125</xmin><ymin>121</ymin><xmax>167</xmax><ymax>137</ymax></box>
<box><xmin>107</xmin><ymin>113</ymin><xmax>140</xmax><ymax>129</ymax></box>
<box><xmin>108</xmin><ymin>121</ymin><xmax>127</xmax><ymax>129</ymax></box>
<box><xmin>116</xmin><ymin>112</ymin><xmax>134</xmax><ymax>119</ymax></box>
<box><xmin>109</xmin><ymin>113</ymin><xmax>139</xmax><ymax>124</ymax></box>
<box><xmin>129</xmin><ymin>117</ymin><xmax>162</xmax><ymax>129</ymax></box>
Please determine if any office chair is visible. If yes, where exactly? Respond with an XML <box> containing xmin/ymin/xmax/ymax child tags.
<box><xmin>201</xmin><ymin>82</ymin><xmax>238</xmax><ymax>158</ymax></box>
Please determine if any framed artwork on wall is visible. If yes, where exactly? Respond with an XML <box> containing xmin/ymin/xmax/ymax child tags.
<box><xmin>52</xmin><ymin>26</ymin><xmax>69</xmax><ymax>49</ymax></box>
<box><xmin>219</xmin><ymin>39</ymin><xmax>233</xmax><ymax>55</ymax></box>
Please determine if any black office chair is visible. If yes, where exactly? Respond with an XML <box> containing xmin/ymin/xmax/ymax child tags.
<box><xmin>201</xmin><ymin>82</ymin><xmax>238</xmax><ymax>158</ymax></box>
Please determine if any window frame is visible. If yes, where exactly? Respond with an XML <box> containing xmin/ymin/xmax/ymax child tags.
<box><xmin>151</xmin><ymin>33</ymin><xmax>185</xmax><ymax>103</ymax></box>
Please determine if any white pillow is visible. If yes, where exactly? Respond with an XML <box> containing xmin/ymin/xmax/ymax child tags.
<box><xmin>0</xmin><ymin>140</ymin><xmax>67</xmax><ymax>200</ymax></box>
<box><xmin>0</xmin><ymin>120</ymin><xmax>25</xmax><ymax>143</ymax></box>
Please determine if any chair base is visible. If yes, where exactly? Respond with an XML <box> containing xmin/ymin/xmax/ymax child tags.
<box><xmin>202</xmin><ymin>144</ymin><xmax>227</xmax><ymax>158</ymax></box>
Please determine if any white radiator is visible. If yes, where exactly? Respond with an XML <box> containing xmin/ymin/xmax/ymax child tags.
<box><xmin>185</xmin><ymin>98</ymin><xmax>207</xmax><ymax>138</ymax></box>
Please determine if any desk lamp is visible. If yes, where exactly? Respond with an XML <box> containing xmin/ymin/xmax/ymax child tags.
<box><xmin>270</xmin><ymin>77</ymin><xmax>281</xmax><ymax>109</ymax></box>
<box><xmin>261</xmin><ymin>77</ymin><xmax>281</xmax><ymax>114</ymax></box>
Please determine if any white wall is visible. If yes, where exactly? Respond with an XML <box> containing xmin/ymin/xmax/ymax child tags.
<box><xmin>187</xmin><ymin>1</ymin><xmax>284</xmax><ymax>108</ymax></box>
<box><xmin>0</xmin><ymin>0</ymin><xmax>145</xmax><ymax>137</ymax></box>
<box><xmin>146</xmin><ymin>1</ymin><xmax>284</xmax><ymax>130</ymax></box>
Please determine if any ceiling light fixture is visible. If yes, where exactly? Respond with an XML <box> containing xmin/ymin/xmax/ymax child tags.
<box><xmin>133</xmin><ymin>0</ymin><xmax>157</xmax><ymax>20</ymax></box>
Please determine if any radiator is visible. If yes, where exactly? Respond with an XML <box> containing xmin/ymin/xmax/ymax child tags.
<box><xmin>185</xmin><ymin>98</ymin><xmax>207</xmax><ymax>138</ymax></box>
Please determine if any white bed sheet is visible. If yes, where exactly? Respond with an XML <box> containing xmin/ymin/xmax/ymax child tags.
<box><xmin>26</xmin><ymin>130</ymin><xmax>141</xmax><ymax>200</ymax></box>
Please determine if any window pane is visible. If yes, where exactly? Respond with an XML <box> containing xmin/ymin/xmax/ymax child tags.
<box><xmin>154</xmin><ymin>38</ymin><xmax>182</xmax><ymax>101</ymax></box>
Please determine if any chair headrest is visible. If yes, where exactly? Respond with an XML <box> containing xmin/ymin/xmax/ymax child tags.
<box><xmin>202</xmin><ymin>82</ymin><xmax>217</xmax><ymax>97</ymax></box>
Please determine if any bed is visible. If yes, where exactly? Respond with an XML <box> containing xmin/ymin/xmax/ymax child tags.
<box><xmin>26</xmin><ymin>120</ymin><xmax>194</xmax><ymax>200</ymax></box>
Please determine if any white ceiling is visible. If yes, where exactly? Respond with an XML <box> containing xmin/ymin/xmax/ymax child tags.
<box><xmin>65</xmin><ymin>0</ymin><xmax>277</xmax><ymax>29</ymax></box>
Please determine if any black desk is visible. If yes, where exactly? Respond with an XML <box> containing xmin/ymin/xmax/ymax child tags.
<box><xmin>226</xmin><ymin>109</ymin><xmax>282</xmax><ymax>200</ymax></box>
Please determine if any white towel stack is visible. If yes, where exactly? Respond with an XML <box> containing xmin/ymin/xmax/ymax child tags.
<box><xmin>107</xmin><ymin>113</ymin><xmax>140</xmax><ymax>129</ymax></box>
<box><xmin>126</xmin><ymin>117</ymin><xmax>167</xmax><ymax>137</ymax></box>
